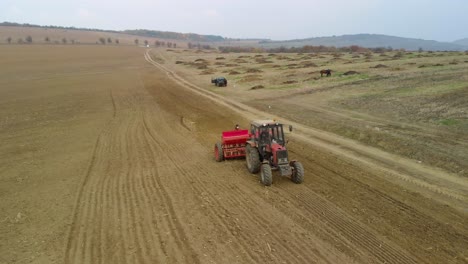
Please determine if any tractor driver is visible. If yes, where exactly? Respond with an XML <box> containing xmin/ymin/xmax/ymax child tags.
<box><xmin>259</xmin><ymin>130</ymin><xmax>269</xmax><ymax>144</ymax></box>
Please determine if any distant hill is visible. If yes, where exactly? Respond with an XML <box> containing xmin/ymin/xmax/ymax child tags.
<box><xmin>2</xmin><ymin>21</ymin><xmax>467</xmax><ymax>51</ymax></box>
<box><xmin>0</xmin><ymin>22</ymin><xmax>225</xmax><ymax>43</ymax></box>
<box><xmin>122</xmin><ymin>29</ymin><xmax>224</xmax><ymax>42</ymax></box>
<box><xmin>259</xmin><ymin>34</ymin><xmax>468</xmax><ymax>51</ymax></box>
<box><xmin>453</xmin><ymin>38</ymin><xmax>468</xmax><ymax>46</ymax></box>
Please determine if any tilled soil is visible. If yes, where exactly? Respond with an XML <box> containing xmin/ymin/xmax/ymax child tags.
<box><xmin>1</xmin><ymin>46</ymin><xmax>467</xmax><ymax>264</ymax></box>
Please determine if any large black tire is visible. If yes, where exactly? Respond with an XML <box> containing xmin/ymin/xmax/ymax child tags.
<box><xmin>246</xmin><ymin>144</ymin><xmax>261</xmax><ymax>173</ymax></box>
<box><xmin>291</xmin><ymin>161</ymin><xmax>304</xmax><ymax>184</ymax></box>
<box><xmin>260</xmin><ymin>164</ymin><xmax>273</xmax><ymax>186</ymax></box>
<box><xmin>214</xmin><ymin>142</ymin><xmax>224</xmax><ymax>162</ymax></box>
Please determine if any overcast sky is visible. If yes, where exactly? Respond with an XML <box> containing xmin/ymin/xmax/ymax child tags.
<box><xmin>1</xmin><ymin>0</ymin><xmax>467</xmax><ymax>42</ymax></box>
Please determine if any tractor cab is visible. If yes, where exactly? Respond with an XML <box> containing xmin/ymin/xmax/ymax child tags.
<box><xmin>250</xmin><ymin>120</ymin><xmax>285</xmax><ymax>147</ymax></box>
<box><xmin>248</xmin><ymin>120</ymin><xmax>289</xmax><ymax>170</ymax></box>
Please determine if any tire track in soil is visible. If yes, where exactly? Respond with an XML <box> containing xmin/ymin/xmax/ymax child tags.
<box><xmin>64</xmin><ymin>126</ymin><xmax>111</xmax><ymax>263</ymax></box>
<box><xmin>140</xmin><ymin>55</ymin><xmax>430</xmax><ymax>263</ymax></box>
<box><xmin>133</xmin><ymin>72</ymin><xmax>201</xmax><ymax>263</ymax></box>
<box><xmin>64</xmin><ymin>74</ymin><xmax>200</xmax><ymax>264</ymax></box>
<box><xmin>137</xmin><ymin>134</ymin><xmax>200</xmax><ymax>263</ymax></box>
<box><xmin>279</xmin><ymin>185</ymin><xmax>418</xmax><ymax>264</ymax></box>
<box><xmin>112</xmin><ymin>84</ymin><xmax>199</xmax><ymax>263</ymax></box>
<box><xmin>141</xmin><ymin>114</ymin><xmax>263</xmax><ymax>263</ymax></box>
<box><xmin>191</xmin><ymin>157</ymin><xmax>415</xmax><ymax>264</ymax></box>
<box><xmin>292</xmin><ymin>146</ymin><xmax>468</xmax><ymax>262</ymax></box>
<box><xmin>141</xmin><ymin>114</ymin><xmax>327</xmax><ymax>264</ymax></box>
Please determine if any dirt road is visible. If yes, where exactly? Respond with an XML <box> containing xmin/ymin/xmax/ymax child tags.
<box><xmin>1</xmin><ymin>46</ymin><xmax>466</xmax><ymax>264</ymax></box>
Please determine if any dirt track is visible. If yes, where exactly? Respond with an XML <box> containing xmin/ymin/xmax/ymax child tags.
<box><xmin>1</xmin><ymin>46</ymin><xmax>467</xmax><ymax>264</ymax></box>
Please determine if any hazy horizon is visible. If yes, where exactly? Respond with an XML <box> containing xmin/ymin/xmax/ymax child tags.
<box><xmin>1</xmin><ymin>0</ymin><xmax>467</xmax><ymax>42</ymax></box>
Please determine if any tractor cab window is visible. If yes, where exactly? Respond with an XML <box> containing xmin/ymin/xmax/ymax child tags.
<box><xmin>258</xmin><ymin>127</ymin><xmax>270</xmax><ymax>145</ymax></box>
<box><xmin>271</xmin><ymin>125</ymin><xmax>284</xmax><ymax>145</ymax></box>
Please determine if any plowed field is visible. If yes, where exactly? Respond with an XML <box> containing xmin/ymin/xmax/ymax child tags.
<box><xmin>1</xmin><ymin>45</ymin><xmax>466</xmax><ymax>264</ymax></box>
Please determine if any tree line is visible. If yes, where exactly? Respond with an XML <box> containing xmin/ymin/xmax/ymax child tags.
<box><xmin>187</xmin><ymin>42</ymin><xmax>212</xmax><ymax>50</ymax></box>
<box><xmin>4</xmin><ymin>35</ymin><xmax>77</xmax><ymax>44</ymax></box>
<box><xmin>131</xmin><ymin>39</ymin><xmax>177</xmax><ymax>48</ymax></box>
<box><xmin>218</xmin><ymin>45</ymin><xmax>402</xmax><ymax>53</ymax></box>
<box><xmin>4</xmin><ymin>35</ymin><xmax>186</xmax><ymax>48</ymax></box>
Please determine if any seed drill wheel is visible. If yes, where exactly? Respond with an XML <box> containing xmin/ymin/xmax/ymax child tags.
<box><xmin>246</xmin><ymin>144</ymin><xmax>260</xmax><ymax>173</ymax></box>
<box><xmin>260</xmin><ymin>163</ymin><xmax>273</xmax><ymax>186</ymax></box>
<box><xmin>214</xmin><ymin>142</ymin><xmax>224</xmax><ymax>162</ymax></box>
<box><xmin>291</xmin><ymin>161</ymin><xmax>304</xmax><ymax>184</ymax></box>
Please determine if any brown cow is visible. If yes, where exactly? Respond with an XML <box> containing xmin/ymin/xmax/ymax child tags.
<box><xmin>320</xmin><ymin>69</ymin><xmax>332</xmax><ymax>77</ymax></box>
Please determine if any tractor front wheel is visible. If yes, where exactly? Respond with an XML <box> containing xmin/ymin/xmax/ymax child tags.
<box><xmin>246</xmin><ymin>144</ymin><xmax>260</xmax><ymax>173</ymax></box>
<box><xmin>214</xmin><ymin>142</ymin><xmax>224</xmax><ymax>162</ymax></box>
<box><xmin>291</xmin><ymin>161</ymin><xmax>304</xmax><ymax>184</ymax></box>
<box><xmin>260</xmin><ymin>163</ymin><xmax>273</xmax><ymax>186</ymax></box>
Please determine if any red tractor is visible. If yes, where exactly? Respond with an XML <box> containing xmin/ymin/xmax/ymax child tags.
<box><xmin>214</xmin><ymin>120</ymin><xmax>304</xmax><ymax>186</ymax></box>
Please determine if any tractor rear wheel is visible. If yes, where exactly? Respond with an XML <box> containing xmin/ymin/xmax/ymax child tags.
<box><xmin>291</xmin><ymin>161</ymin><xmax>304</xmax><ymax>184</ymax></box>
<box><xmin>246</xmin><ymin>144</ymin><xmax>260</xmax><ymax>173</ymax></box>
<box><xmin>260</xmin><ymin>163</ymin><xmax>273</xmax><ymax>186</ymax></box>
<box><xmin>214</xmin><ymin>142</ymin><xmax>224</xmax><ymax>162</ymax></box>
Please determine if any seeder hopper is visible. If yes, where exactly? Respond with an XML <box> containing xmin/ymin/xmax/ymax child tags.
<box><xmin>214</xmin><ymin>129</ymin><xmax>250</xmax><ymax>162</ymax></box>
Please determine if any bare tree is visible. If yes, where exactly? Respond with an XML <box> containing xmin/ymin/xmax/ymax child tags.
<box><xmin>45</xmin><ymin>36</ymin><xmax>50</xmax><ymax>43</ymax></box>
<box><xmin>173</xmin><ymin>43</ymin><xmax>177</xmax><ymax>48</ymax></box>
<box><xmin>71</xmin><ymin>39</ymin><xmax>75</xmax><ymax>44</ymax></box>
<box><xmin>99</xmin><ymin>37</ymin><xmax>106</xmax><ymax>45</ymax></box>
<box><xmin>25</xmin><ymin>35</ymin><xmax>33</xmax><ymax>43</ymax></box>
<box><xmin>115</xmin><ymin>39</ymin><xmax>119</xmax><ymax>44</ymax></box>
<box><xmin>144</xmin><ymin>40</ymin><xmax>148</xmax><ymax>46</ymax></box>
<box><xmin>134</xmin><ymin>39</ymin><xmax>139</xmax><ymax>45</ymax></box>
<box><xmin>350</xmin><ymin>45</ymin><xmax>360</xmax><ymax>52</ymax></box>
<box><xmin>107</xmin><ymin>37</ymin><xmax>112</xmax><ymax>44</ymax></box>
<box><xmin>6</xmin><ymin>37</ymin><xmax>12</xmax><ymax>44</ymax></box>
<box><xmin>62</xmin><ymin>38</ymin><xmax>67</xmax><ymax>44</ymax></box>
